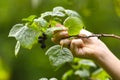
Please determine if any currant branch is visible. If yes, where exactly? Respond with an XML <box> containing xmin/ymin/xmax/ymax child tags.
<box><xmin>69</xmin><ymin>34</ymin><xmax>120</xmax><ymax>40</ymax></box>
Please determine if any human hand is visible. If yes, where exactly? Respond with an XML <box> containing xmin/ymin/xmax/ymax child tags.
<box><xmin>52</xmin><ymin>24</ymin><xmax>111</xmax><ymax>59</ymax></box>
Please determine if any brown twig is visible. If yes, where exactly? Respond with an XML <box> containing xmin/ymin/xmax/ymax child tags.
<box><xmin>69</xmin><ymin>34</ymin><xmax>120</xmax><ymax>40</ymax></box>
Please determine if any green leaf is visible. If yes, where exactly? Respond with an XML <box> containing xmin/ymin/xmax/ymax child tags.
<box><xmin>53</xmin><ymin>6</ymin><xmax>65</xmax><ymax>17</ymax></box>
<box><xmin>65</xmin><ymin>10</ymin><xmax>80</xmax><ymax>17</ymax></box>
<box><xmin>15</xmin><ymin>41</ymin><xmax>20</xmax><ymax>56</ymax></box>
<box><xmin>41</xmin><ymin>11</ymin><xmax>53</xmax><ymax>18</ymax></box>
<box><xmin>53</xmin><ymin>6</ymin><xmax>65</xmax><ymax>12</ymax></box>
<box><xmin>74</xmin><ymin>69</ymin><xmax>90</xmax><ymax>78</ymax></box>
<box><xmin>53</xmin><ymin>11</ymin><xmax>65</xmax><ymax>17</ymax></box>
<box><xmin>22</xmin><ymin>15</ymin><xmax>36</xmax><ymax>22</ymax></box>
<box><xmin>91</xmin><ymin>68</ymin><xmax>111</xmax><ymax>80</ymax></box>
<box><xmin>45</xmin><ymin>27</ymin><xmax>63</xmax><ymax>37</ymax></box>
<box><xmin>46</xmin><ymin>45</ymin><xmax>73</xmax><ymax>67</ymax></box>
<box><xmin>8</xmin><ymin>24</ymin><xmax>24</xmax><ymax>37</ymax></box>
<box><xmin>63</xmin><ymin>17</ymin><xmax>84</xmax><ymax>36</ymax></box>
<box><xmin>79</xmin><ymin>59</ymin><xmax>97</xmax><ymax>68</ymax></box>
<box><xmin>62</xmin><ymin>69</ymin><xmax>73</xmax><ymax>80</ymax></box>
<box><xmin>34</xmin><ymin>18</ymin><xmax>48</xmax><ymax>27</ymax></box>
<box><xmin>49</xmin><ymin>20</ymin><xmax>59</xmax><ymax>27</ymax></box>
<box><xmin>8</xmin><ymin>24</ymin><xmax>40</xmax><ymax>49</ymax></box>
<box><xmin>39</xmin><ymin>78</ymin><xmax>48</xmax><ymax>80</ymax></box>
<box><xmin>49</xmin><ymin>78</ymin><xmax>58</xmax><ymax>80</ymax></box>
<box><xmin>39</xmin><ymin>78</ymin><xmax>57</xmax><ymax>80</ymax></box>
<box><xmin>41</xmin><ymin>7</ymin><xmax>65</xmax><ymax>18</ymax></box>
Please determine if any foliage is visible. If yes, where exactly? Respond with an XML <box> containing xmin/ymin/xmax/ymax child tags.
<box><xmin>8</xmin><ymin>6</ymin><xmax>83</xmax><ymax>65</ymax></box>
<box><xmin>46</xmin><ymin>45</ymin><xmax>73</xmax><ymax>67</ymax></box>
<box><xmin>8</xmin><ymin>6</ymin><xmax>111</xmax><ymax>80</ymax></box>
<box><xmin>63</xmin><ymin>16</ymin><xmax>84</xmax><ymax>36</ymax></box>
<box><xmin>61</xmin><ymin>58</ymin><xmax>110</xmax><ymax>80</ymax></box>
<box><xmin>39</xmin><ymin>58</ymin><xmax>111</xmax><ymax>80</ymax></box>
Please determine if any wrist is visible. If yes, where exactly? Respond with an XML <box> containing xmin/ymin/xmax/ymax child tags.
<box><xmin>93</xmin><ymin>49</ymin><xmax>120</xmax><ymax>79</ymax></box>
<box><xmin>93</xmin><ymin>48</ymin><xmax>113</xmax><ymax>62</ymax></box>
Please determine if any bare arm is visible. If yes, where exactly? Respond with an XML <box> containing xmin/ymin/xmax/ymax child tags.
<box><xmin>95</xmin><ymin>47</ymin><xmax>120</xmax><ymax>80</ymax></box>
<box><xmin>52</xmin><ymin>25</ymin><xmax>120</xmax><ymax>80</ymax></box>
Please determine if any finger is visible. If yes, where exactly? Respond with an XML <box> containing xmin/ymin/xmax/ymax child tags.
<box><xmin>53</xmin><ymin>27</ymin><xmax>67</xmax><ymax>34</ymax></box>
<box><xmin>53</xmin><ymin>31</ymin><xmax>69</xmax><ymax>43</ymax></box>
<box><xmin>71</xmin><ymin>39</ymin><xmax>84</xmax><ymax>48</ymax></box>
<box><xmin>70</xmin><ymin>41</ymin><xmax>79</xmax><ymax>56</ymax></box>
<box><xmin>56</xmin><ymin>24</ymin><xmax>64</xmax><ymax>27</ymax></box>
<box><xmin>79</xmin><ymin>29</ymin><xmax>98</xmax><ymax>43</ymax></box>
<box><xmin>53</xmin><ymin>24</ymin><xmax>68</xmax><ymax>34</ymax></box>
<box><xmin>54</xmin><ymin>30</ymin><xmax>68</xmax><ymax>38</ymax></box>
<box><xmin>60</xmin><ymin>39</ymin><xmax>71</xmax><ymax>48</ymax></box>
<box><xmin>78</xmin><ymin>34</ymin><xmax>90</xmax><ymax>43</ymax></box>
<box><xmin>51</xmin><ymin>38</ymin><xmax>59</xmax><ymax>44</ymax></box>
<box><xmin>70</xmin><ymin>39</ymin><xmax>84</xmax><ymax>56</ymax></box>
<box><xmin>81</xmin><ymin>36</ymin><xmax>99</xmax><ymax>44</ymax></box>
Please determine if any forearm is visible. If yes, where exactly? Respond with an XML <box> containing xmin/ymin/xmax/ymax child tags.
<box><xmin>95</xmin><ymin>50</ymin><xmax>120</xmax><ymax>80</ymax></box>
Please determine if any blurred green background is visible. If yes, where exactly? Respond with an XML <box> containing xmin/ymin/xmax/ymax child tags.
<box><xmin>0</xmin><ymin>0</ymin><xmax>120</xmax><ymax>80</ymax></box>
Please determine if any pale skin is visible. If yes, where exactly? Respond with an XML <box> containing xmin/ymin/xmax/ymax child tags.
<box><xmin>52</xmin><ymin>24</ymin><xmax>120</xmax><ymax>80</ymax></box>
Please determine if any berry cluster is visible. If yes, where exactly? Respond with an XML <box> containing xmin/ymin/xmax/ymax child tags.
<box><xmin>38</xmin><ymin>33</ymin><xmax>47</xmax><ymax>49</ymax></box>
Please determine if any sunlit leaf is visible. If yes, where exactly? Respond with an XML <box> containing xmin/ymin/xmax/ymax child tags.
<box><xmin>22</xmin><ymin>15</ymin><xmax>37</xmax><ymax>22</ymax></box>
<box><xmin>62</xmin><ymin>69</ymin><xmax>73</xmax><ymax>80</ymax></box>
<box><xmin>91</xmin><ymin>68</ymin><xmax>111</xmax><ymax>80</ymax></box>
<box><xmin>64</xmin><ymin>17</ymin><xmax>84</xmax><ymax>35</ymax></box>
<box><xmin>46</xmin><ymin>45</ymin><xmax>73</xmax><ymax>67</ymax></box>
